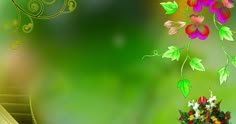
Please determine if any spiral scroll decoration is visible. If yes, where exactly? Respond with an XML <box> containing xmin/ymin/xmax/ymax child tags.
<box><xmin>9</xmin><ymin>0</ymin><xmax>77</xmax><ymax>33</ymax></box>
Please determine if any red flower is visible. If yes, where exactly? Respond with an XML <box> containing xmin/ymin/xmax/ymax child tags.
<box><xmin>179</xmin><ymin>116</ymin><xmax>183</xmax><ymax>121</ymax></box>
<box><xmin>206</xmin><ymin>118</ymin><xmax>210</xmax><ymax>122</ymax></box>
<box><xmin>225</xmin><ymin>112</ymin><xmax>231</xmax><ymax>120</ymax></box>
<box><xmin>189</xmin><ymin>121</ymin><xmax>193</xmax><ymax>124</ymax></box>
<box><xmin>206</xmin><ymin>111</ymin><xmax>210</xmax><ymax>117</ymax></box>
<box><xmin>188</xmin><ymin>110</ymin><xmax>193</xmax><ymax>115</ymax></box>
<box><xmin>198</xmin><ymin>96</ymin><xmax>207</xmax><ymax>105</ymax></box>
<box><xmin>221</xmin><ymin>120</ymin><xmax>225</xmax><ymax>123</ymax></box>
<box><xmin>185</xmin><ymin>15</ymin><xmax>210</xmax><ymax>40</ymax></box>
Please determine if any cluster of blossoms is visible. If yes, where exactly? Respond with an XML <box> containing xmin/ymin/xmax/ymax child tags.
<box><xmin>188</xmin><ymin>0</ymin><xmax>233</xmax><ymax>23</ymax></box>
<box><xmin>179</xmin><ymin>93</ymin><xmax>231</xmax><ymax>124</ymax></box>
<box><xmin>164</xmin><ymin>0</ymin><xmax>234</xmax><ymax>40</ymax></box>
<box><xmin>186</xmin><ymin>0</ymin><xmax>234</xmax><ymax>40</ymax></box>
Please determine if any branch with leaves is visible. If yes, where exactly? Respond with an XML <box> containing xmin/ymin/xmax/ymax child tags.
<box><xmin>143</xmin><ymin>0</ymin><xmax>236</xmax><ymax>97</ymax></box>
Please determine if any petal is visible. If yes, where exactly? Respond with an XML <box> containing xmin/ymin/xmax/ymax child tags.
<box><xmin>188</xmin><ymin>0</ymin><xmax>198</xmax><ymax>7</ymax></box>
<box><xmin>216</xmin><ymin>13</ymin><xmax>228</xmax><ymax>23</ymax></box>
<box><xmin>198</xmin><ymin>33</ymin><xmax>208</xmax><ymax>40</ymax></box>
<box><xmin>201</xmin><ymin>0</ymin><xmax>214</xmax><ymax>6</ymax></box>
<box><xmin>216</xmin><ymin>8</ymin><xmax>230</xmax><ymax>23</ymax></box>
<box><xmin>164</xmin><ymin>20</ymin><xmax>173</xmax><ymax>28</ymax></box>
<box><xmin>198</xmin><ymin>24</ymin><xmax>210</xmax><ymax>36</ymax></box>
<box><xmin>191</xmin><ymin>15</ymin><xmax>205</xmax><ymax>24</ymax></box>
<box><xmin>168</xmin><ymin>27</ymin><xmax>177</xmax><ymax>35</ymax></box>
<box><xmin>188</xmin><ymin>32</ymin><xmax>198</xmax><ymax>39</ymax></box>
<box><xmin>209</xmin><ymin>1</ymin><xmax>221</xmax><ymax>13</ymax></box>
<box><xmin>193</xmin><ymin>1</ymin><xmax>203</xmax><ymax>12</ymax></box>
<box><xmin>220</xmin><ymin>7</ymin><xmax>231</xmax><ymax>19</ymax></box>
<box><xmin>177</xmin><ymin>21</ymin><xmax>186</xmax><ymax>28</ymax></box>
<box><xmin>185</xmin><ymin>24</ymin><xmax>197</xmax><ymax>35</ymax></box>
<box><xmin>222</xmin><ymin>0</ymin><xmax>234</xmax><ymax>8</ymax></box>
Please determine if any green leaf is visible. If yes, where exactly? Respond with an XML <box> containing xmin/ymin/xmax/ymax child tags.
<box><xmin>189</xmin><ymin>58</ymin><xmax>205</xmax><ymax>71</ymax></box>
<box><xmin>219</xmin><ymin>26</ymin><xmax>234</xmax><ymax>41</ymax></box>
<box><xmin>217</xmin><ymin>67</ymin><xmax>230</xmax><ymax>85</ymax></box>
<box><xmin>162</xmin><ymin>46</ymin><xmax>180</xmax><ymax>61</ymax></box>
<box><xmin>160</xmin><ymin>1</ymin><xmax>178</xmax><ymax>15</ymax></box>
<box><xmin>177</xmin><ymin>79</ymin><xmax>191</xmax><ymax>98</ymax></box>
<box><xmin>232</xmin><ymin>56</ymin><xmax>236</xmax><ymax>68</ymax></box>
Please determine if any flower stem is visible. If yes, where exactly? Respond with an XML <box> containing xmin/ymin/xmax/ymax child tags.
<box><xmin>180</xmin><ymin>40</ymin><xmax>191</xmax><ymax>79</ymax></box>
<box><xmin>179</xmin><ymin>8</ymin><xmax>190</xmax><ymax>17</ymax></box>
<box><xmin>220</xmin><ymin>40</ymin><xmax>232</xmax><ymax>66</ymax></box>
<box><xmin>214</xmin><ymin>14</ymin><xmax>232</xmax><ymax>66</ymax></box>
<box><xmin>186</xmin><ymin>6</ymin><xmax>189</xmax><ymax>12</ymax></box>
<box><xmin>213</xmin><ymin>14</ymin><xmax>219</xmax><ymax>30</ymax></box>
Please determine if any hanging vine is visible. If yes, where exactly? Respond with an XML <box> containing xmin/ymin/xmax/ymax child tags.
<box><xmin>143</xmin><ymin>0</ymin><xmax>236</xmax><ymax>97</ymax></box>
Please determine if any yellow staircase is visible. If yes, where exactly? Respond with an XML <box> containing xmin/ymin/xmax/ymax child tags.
<box><xmin>0</xmin><ymin>86</ymin><xmax>35</xmax><ymax>124</ymax></box>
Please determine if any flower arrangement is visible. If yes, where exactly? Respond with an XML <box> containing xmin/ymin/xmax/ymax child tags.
<box><xmin>143</xmin><ymin>0</ymin><xmax>236</xmax><ymax>97</ymax></box>
<box><xmin>178</xmin><ymin>91</ymin><xmax>231</xmax><ymax>124</ymax></box>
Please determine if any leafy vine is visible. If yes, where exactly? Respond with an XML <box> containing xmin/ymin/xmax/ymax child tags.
<box><xmin>144</xmin><ymin>0</ymin><xmax>236</xmax><ymax>97</ymax></box>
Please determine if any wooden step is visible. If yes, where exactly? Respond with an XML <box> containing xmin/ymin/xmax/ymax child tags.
<box><xmin>1</xmin><ymin>103</ymin><xmax>30</xmax><ymax>113</ymax></box>
<box><xmin>0</xmin><ymin>104</ymin><xmax>19</xmax><ymax>124</ymax></box>
<box><xmin>0</xmin><ymin>86</ymin><xmax>36</xmax><ymax>124</ymax></box>
<box><xmin>10</xmin><ymin>113</ymin><xmax>32</xmax><ymax>123</ymax></box>
<box><xmin>0</xmin><ymin>87</ymin><xmax>29</xmax><ymax>95</ymax></box>
<box><xmin>0</xmin><ymin>94</ymin><xmax>29</xmax><ymax>104</ymax></box>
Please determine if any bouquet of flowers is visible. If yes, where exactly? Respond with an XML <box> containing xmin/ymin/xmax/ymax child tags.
<box><xmin>178</xmin><ymin>92</ymin><xmax>231</xmax><ymax>124</ymax></box>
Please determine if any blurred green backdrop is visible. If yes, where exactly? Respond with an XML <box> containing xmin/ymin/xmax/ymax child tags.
<box><xmin>1</xmin><ymin>0</ymin><xmax>236</xmax><ymax>124</ymax></box>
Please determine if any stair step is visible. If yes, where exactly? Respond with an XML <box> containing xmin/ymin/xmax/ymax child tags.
<box><xmin>1</xmin><ymin>103</ymin><xmax>31</xmax><ymax>113</ymax></box>
<box><xmin>10</xmin><ymin>113</ymin><xmax>32</xmax><ymax>123</ymax></box>
<box><xmin>0</xmin><ymin>94</ymin><xmax>29</xmax><ymax>104</ymax></box>
<box><xmin>0</xmin><ymin>104</ymin><xmax>19</xmax><ymax>124</ymax></box>
<box><xmin>0</xmin><ymin>87</ymin><xmax>29</xmax><ymax>95</ymax></box>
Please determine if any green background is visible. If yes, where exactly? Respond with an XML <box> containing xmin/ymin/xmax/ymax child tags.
<box><xmin>1</xmin><ymin>0</ymin><xmax>236</xmax><ymax>123</ymax></box>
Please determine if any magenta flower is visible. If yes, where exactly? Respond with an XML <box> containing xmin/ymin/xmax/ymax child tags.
<box><xmin>209</xmin><ymin>0</ymin><xmax>233</xmax><ymax>23</ymax></box>
<box><xmin>185</xmin><ymin>15</ymin><xmax>210</xmax><ymax>40</ymax></box>
<box><xmin>187</xmin><ymin>0</ymin><xmax>213</xmax><ymax>12</ymax></box>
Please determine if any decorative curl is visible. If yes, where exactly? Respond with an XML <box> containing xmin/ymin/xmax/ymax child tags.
<box><xmin>42</xmin><ymin>0</ymin><xmax>56</xmax><ymax>5</ymax></box>
<box><xmin>68</xmin><ymin>0</ymin><xmax>77</xmax><ymax>12</ymax></box>
<box><xmin>27</xmin><ymin>0</ymin><xmax>44</xmax><ymax>13</ymax></box>
<box><xmin>22</xmin><ymin>22</ymin><xmax>34</xmax><ymax>33</ymax></box>
<box><xmin>8</xmin><ymin>0</ymin><xmax>77</xmax><ymax>33</ymax></box>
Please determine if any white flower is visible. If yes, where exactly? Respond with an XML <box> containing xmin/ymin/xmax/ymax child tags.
<box><xmin>188</xmin><ymin>100</ymin><xmax>194</xmax><ymax>107</ymax></box>
<box><xmin>208</xmin><ymin>96</ymin><xmax>217</xmax><ymax>103</ymax></box>
<box><xmin>193</xmin><ymin>102</ymin><xmax>199</xmax><ymax>111</ymax></box>
<box><xmin>206</xmin><ymin>104</ymin><xmax>210</xmax><ymax>109</ymax></box>
<box><xmin>210</xmin><ymin>102</ymin><xmax>216</xmax><ymax>108</ymax></box>
<box><xmin>194</xmin><ymin>110</ymin><xmax>200</xmax><ymax>119</ymax></box>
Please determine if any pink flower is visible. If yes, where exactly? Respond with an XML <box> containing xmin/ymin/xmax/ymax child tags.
<box><xmin>222</xmin><ymin>0</ymin><xmax>234</xmax><ymax>8</ymax></box>
<box><xmin>164</xmin><ymin>20</ymin><xmax>186</xmax><ymax>35</ymax></box>
<box><xmin>209</xmin><ymin>0</ymin><xmax>233</xmax><ymax>23</ymax></box>
<box><xmin>185</xmin><ymin>15</ymin><xmax>210</xmax><ymax>40</ymax></box>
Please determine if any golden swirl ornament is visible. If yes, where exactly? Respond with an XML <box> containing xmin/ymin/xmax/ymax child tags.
<box><xmin>9</xmin><ymin>0</ymin><xmax>77</xmax><ymax>33</ymax></box>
